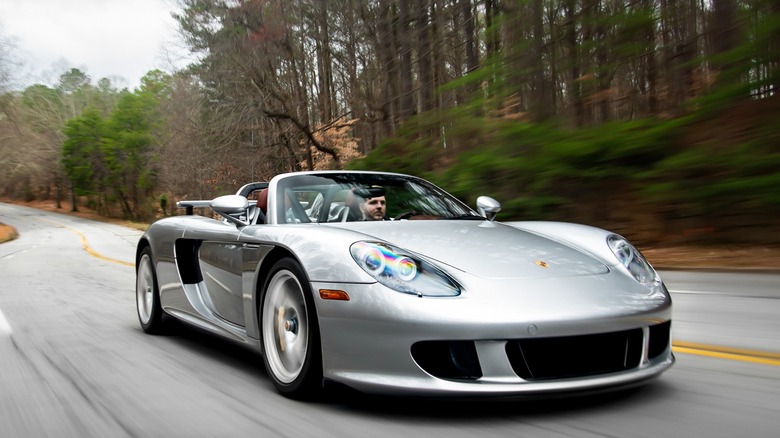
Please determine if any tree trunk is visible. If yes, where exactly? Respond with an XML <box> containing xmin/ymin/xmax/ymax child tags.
<box><xmin>399</xmin><ymin>0</ymin><xmax>416</xmax><ymax>118</ymax></box>
<box><xmin>316</xmin><ymin>0</ymin><xmax>333</xmax><ymax>122</ymax></box>
<box><xmin>485</xmin><ymin>0</ymin><xmax>500</xmax><ymax>59</ymax></box>
<box><xmin>711</xmin><ymin>0</ymin><xmax>739</xmax><ymax>89</ymax></box>
<box><xmin>461</xmin><ymin>0</ymin><xmax>478</xmax><ymax>75</ymax></box>
<box><xmin>417</xmin><ymin>0</ymin><xmax>434</xmax><ymax>113</ymax></box>
<box><xmin>378</xmin><ymin>0</ymin><xmax>399</xmax><ymax>135</ymax></box>
<box><xmin>596</xmin><ymin>4</ymin><xmax>611</xmax><ymax>123</ymax></box>
<box><xmin>566</xmin><ymin>0</ymin><xmax>583</xmax><ymax>126</ymax></box>
<box><xmin>69</xmin><ymin>180</ymin><xmax>78</xmax><ymax>212</ymax></box>
<box><xmin>645</xmin><ymin>0</ymin><xmax>658</xmax><ymax>115</ymax></box>
<box><xmin>532</xmin><ymin>0</ymin><xmax>549</xmax><ymax>121</ymax></box>
<box><xmin>582</xmin><ymin>0</ymin><xmax>596</xmax><ymax>124</ymax></box>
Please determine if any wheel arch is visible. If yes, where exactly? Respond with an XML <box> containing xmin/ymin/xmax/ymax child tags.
<box><xmin>248</xmin><ymin>246</ymin><xmax>317</xmax><ymax>340</ymax></box>
<box><xmin>136</xmin><ymin>237</ymin><xmax>152</xmax><ymax>269</ymax></box>
<box><xmin>135</xmin><ymin>239</ymin><xmax>169</xmax><ymax>334</ymax></box>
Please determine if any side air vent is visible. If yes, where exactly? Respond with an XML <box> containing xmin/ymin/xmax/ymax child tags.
<box><xmin>174</xmin><ymin>239</ymin><xmax>203</xmax><ymax>284</ymax></box>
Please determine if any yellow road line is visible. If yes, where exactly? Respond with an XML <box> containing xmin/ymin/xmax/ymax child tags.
<box><xmin>38</xmin><ymin>218</ymin><xmax>134</xmax><ymax>267</ymax></box>
<box><xmin>673</xmin><ymin>341</ymin><xmax>780</xmax><ymax>367</ymax></box>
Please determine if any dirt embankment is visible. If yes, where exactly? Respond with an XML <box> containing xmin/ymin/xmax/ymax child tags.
<box><xmin>0</xmin><ymin>198</ymin><xmax>148</xmax><ymax>231</ymax></box>
<box><xmin>0</xmin><ymin>222</ymin><xmax>17</xmax><ymax>243</ymax></box>
<box><xmin>2</xmin><ymin>198</ymin><xmax>779</xmax><ymax>270</ymax></box>
<box><xmin>0</xmin><ymin>198</ymin><xmax>146</xmax><ymax>244</ymax></box>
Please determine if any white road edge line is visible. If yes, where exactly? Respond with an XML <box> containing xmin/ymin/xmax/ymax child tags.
<box><xmin>0</xmin><ymin>307</ymin><xmax>11</xmax><ymax>336</ymax></box>
<box><xmin>668</xmin><ymin>289</ymin><xmax>720</xmax><ymax>295</ymax></box>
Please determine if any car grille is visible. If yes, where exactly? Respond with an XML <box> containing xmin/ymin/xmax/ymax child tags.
<box><xmin>411</xmin><ymin>321</ymin><xmax>671</xmax><ymax>381</ymax></box>
<box><xmin>505</xmin><ymin>328</ymin><xmax>644</xmax><ymax>380</ymax></box>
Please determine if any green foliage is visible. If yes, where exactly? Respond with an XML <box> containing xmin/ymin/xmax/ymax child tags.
<box><xmin>62</xmin><ymin>108</ymin><xmax>107</xmax><ymax>196</ymax></box>
<box><xmin>57</xmin><ymin>68</ymin><xmax>90</xmax><ymax>93</ymax></box>
<box><xmin>60</xmin><ymin>77</ymin><xmax>167</xmax><ymax>219</ymax></box>
<box><xmin>639</xmin><ymin>136</ymin><xmax>780</xmax><ymax>216</ymax></box>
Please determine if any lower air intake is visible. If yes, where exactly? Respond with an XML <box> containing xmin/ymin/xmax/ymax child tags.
<box><xmin>506</xmin><ymin>328</ymin><xmax>644</xmax><ymax>380</ymax></box>
<box><xmin>411</xmin><ymin>341</ymin><xmax>483</xmax><ymax>380</ymax></box>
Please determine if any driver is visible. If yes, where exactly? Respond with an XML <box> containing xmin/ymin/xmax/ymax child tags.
<box><xmin>355</xmin><ymin>186</ymin><xmax>387</xmax><ymax>221</ymax></box>
<box><xmin>361</xmin><ymin>195</ymin><xmax>386</xmax><ymax>221</ymax></box>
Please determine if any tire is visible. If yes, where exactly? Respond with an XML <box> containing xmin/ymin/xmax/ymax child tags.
<box><xmin>136</xmin><ymin>246</ymin><xmax>167</xmax><ymax>334</ymax></box>
<box><xmin>260</xmin><ymin>258</ymin><xmax>322</xmax><ymax>398</ymax></box>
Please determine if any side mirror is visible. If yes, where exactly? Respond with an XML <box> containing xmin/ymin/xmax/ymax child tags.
<box><xmin>476</xmin><ymin>196</ymin><xmax>501</xmax><ymax>222</ymax></box>
<box><xmin>211</xmin><ymin>195</ymin><xmax>249</xmax><ymax>226</ymax></box>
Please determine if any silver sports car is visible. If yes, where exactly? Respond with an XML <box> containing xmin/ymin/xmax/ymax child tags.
<box><xmin>136</xmin><ymin>170</ymin><xmax>674</xmax><ymax>399</ymax></box>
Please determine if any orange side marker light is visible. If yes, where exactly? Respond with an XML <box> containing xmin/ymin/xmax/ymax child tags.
<box><xmin>319</xmin><ymin>289</ymin><xmax>350</xmax><ymax>301</ymax></box>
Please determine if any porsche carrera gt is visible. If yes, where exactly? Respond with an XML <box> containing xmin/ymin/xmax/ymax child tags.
<box><xmin>135</xmin><ymin>171</ymin><xmax>674</xmax><ymax>399</ymax></box>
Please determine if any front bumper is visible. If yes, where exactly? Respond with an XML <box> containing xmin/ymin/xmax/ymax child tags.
<box><xmin>312</xmin><ymin>271</ymin><xmax>674</xmax><ymax>396</ymax></box>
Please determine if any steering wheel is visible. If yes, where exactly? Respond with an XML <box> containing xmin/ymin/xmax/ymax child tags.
<box><xmin>393</xmin><ymin>211</ymin><xmax>418</xmax><ymax>221</ymax></box>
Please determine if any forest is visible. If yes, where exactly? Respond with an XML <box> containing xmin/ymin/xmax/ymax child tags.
<box><xmin>0</xmin><ymin>0</ymin><xmax>778</xmax><ymax>245</ymax></box>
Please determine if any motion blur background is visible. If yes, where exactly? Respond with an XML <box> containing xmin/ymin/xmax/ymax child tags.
<box><xmin>1</xmin><ymin>0</ymin><xmax>778</xmax><ymax>247</ymax></box>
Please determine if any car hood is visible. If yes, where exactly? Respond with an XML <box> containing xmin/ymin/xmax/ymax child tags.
<box><xmin>327</xmin><ymin>220</ymin><xmax>609</xmax><ymax>280</ymax></box>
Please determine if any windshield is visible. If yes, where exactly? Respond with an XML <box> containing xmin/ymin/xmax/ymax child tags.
<box><xmin>274</xmin><ymin>173</ymin><xmax>480</xmax><ymax>224</ymax></box>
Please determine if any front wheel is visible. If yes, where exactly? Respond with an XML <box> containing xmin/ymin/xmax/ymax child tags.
<box><xmin>260</xmin><ymin>258</ymin><xmax>322</xmax><ymax>398</ymax></box>
<box><xmin>136</xmin><ymin>247</ymin><xmax>167</xmax><ymax>334</ymax></box>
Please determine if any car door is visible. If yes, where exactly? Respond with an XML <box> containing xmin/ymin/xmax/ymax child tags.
<box><xmin>181</xmin><ymin>219</ymin><xmax>246</xmax><ymax>327</ymax></box>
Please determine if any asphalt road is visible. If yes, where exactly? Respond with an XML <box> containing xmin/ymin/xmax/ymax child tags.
<box><xmin>1</xmin><ymin>202</ymin><xmax>778</xmax><ymax>438</ymax></box>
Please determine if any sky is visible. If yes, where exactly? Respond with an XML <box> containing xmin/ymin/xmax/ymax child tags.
<box><xmin>0</xmin><ymin>0</ymin><xmax>190</xmax><ymax>90</ymax></box>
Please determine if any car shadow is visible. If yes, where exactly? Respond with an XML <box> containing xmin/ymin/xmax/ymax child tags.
<box><xmin>139</xmin><ymin>317</ymin><xmax>269</xmax><ymax>378</ymax></box>
<box><xmin>323</xmin><ymin>379</ymin><xmax>674</xmax><ymax>419</ymax></box>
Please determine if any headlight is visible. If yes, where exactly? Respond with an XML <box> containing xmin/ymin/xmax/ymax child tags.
<box><xmin>350</xmin><ymin>242</ymin><xmax>461</xmax><ymax>297</ymax></box>
<box><xmin>607</xmin><ymin>235</ymin><xmax>659</xmax><ymax>285</ymax></box>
